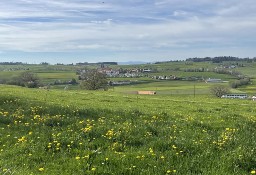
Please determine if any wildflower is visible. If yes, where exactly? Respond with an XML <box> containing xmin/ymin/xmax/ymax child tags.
<box><xmin>18</xmin><ymin>136</ymin><xmax>27</xmax><ymax>143</ymax></box>
<box><xmin>83</xmin><ymin>155</ymin><xmax>89</xmax><ymax>159</ymax></box>
<box><xmin>75</xmin><ymin>156</ymin><xmax>80</xmax><ymax>160</ymax></box>
<box><xmin>91</xmin><ymin>167</ymin><xmax>96</xmax><ymax>171</ymax></box>
<box><xmin>152</xmin><ymin>116</ymin><xmax>158</xmax><ymax>119</ymax></box>
<box><xmin>106</xmin><ymin>129</ymin><xmax>114</xmax><ymax>139</ymax></box>
<box><xmin>38</xmin><ymin>168</ymin><xmax>44</xmax><ymax>172</ymax></box>
<box><xmin>82</xmin><ymin>126</ymin><xmax>93</xmax><ymax>132</ymax></box>
<box><xmin>251</xmin><ymin>170</ymin><xmax>256</xmax><ymax>174</ymax></box>
<box><xmin>166</xmin><ymin>170</ymin><xmax>171</xmax><ymax>174</ymax></box>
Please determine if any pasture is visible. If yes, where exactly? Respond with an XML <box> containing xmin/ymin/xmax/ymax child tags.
<box><xmin>0</xmin><ymin>85</ymin><xmax>256</xmax><ymax>174</ymax></box>
<box><xmin>0</xmin><ymin>61</ymin><xmax>255</xmax><ymax>174</ymax></box>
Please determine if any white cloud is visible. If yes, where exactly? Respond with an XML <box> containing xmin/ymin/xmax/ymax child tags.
<box><xmin>173</xmin><ymin>10</ymin><xmax>188</xmax><ymax>17</ymax></box>
<box><xmin>0</xmin><ymin>0</ymin><xmax>256</xmax><ymax>62</ymax></box>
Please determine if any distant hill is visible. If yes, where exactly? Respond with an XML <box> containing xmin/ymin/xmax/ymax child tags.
<box><xmin>118</xmin><ymin>61</ymin><xmax>149</xmax><ymax>65</ymax></box>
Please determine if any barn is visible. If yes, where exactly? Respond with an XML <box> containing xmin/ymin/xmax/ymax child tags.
<box><xmin>137</xmin><ymin>91</ymin><xmax>156</xmax><ymax>95</ymax></box>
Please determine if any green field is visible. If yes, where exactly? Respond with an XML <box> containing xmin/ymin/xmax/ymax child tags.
<box><xmin>0</xmin><ymin>85</ymin><xmax>256</xmax><ymax>174</ymax></box>
<box><xmin>0</xmin><ymin>61</ymin><xmax>256</xmax><ymax>174</ymax></box>
<box><xmin>0</xmin><ymin>61</ymin><xmax>255</xmax><ymax>94</ymax></box>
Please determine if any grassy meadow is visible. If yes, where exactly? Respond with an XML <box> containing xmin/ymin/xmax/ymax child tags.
<box><xmin>0</xmin><ymin>85</ymin><xmax>256</xmax><ymax>175</ymax></box>
<box><xmin>0</xmin><ymin>61</ymin><xmax>256</xmax><ymax>174</ymax></box>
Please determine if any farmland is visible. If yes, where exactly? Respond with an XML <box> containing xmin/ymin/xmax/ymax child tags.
<box><xmin>0</xmin><ymin>61</ymin><xmax>256</xmax><ymax>174</ymax></box>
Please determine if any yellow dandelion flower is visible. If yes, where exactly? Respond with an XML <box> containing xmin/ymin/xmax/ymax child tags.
<box><xmin>18</xmin><ymin>136</ymin><xmax>27</xmax><ymax>143</ymax></box>
<box><xmin>38</xmin><ymin>167</ymin><xmax>44</xmax><ymax>172</ymax></box>
<box><xmin>251</xmin><ymin>170</ymin><xmax>256</xmax><ymax>174</ymax></box>
<box><xmin>75</xmin><ymin>156</ymin><xmax>80</xmax><ymax>160</ymax></box>
<box><xmin>91</xmin><ymin>167</ymin><xmax>96</xmax><ymax>171</ymax></box>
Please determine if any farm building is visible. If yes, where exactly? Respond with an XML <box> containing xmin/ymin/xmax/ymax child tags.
<box><xmin>137</xmin><ymin>91</ymin><xmax>156</xmax><ymax>95</ymax></box>
<box><xmin>252</xmin><ymin>96</ymin><xmax>256</xmax><ymax>101</ymax></box>
<box><xmin>221</xmin><ymin>94</ymin><xmax>248</xmax><ymax>99</ymax></box>
<box><xmin>206</xmin><ymin>78</ymin><xmax>222</xmax><ymax>83</ymax></box>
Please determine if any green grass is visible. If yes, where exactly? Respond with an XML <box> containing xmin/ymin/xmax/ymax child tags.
<box><xmin>113</xmin><ymin>80</ymin><xmax>231</xmax><ymax>95</ymax></box>
<box><xmin>37</xmin><ymin>72</ymin><xmax>77</xmax><ymax>84</ymax></box>
<box><xmin>0</xmin><ymin>85</ymin><xmax>256</xmax><ymax>174</ymax></box>
<box><xmin>0</xmin><ymin>61</ymin><xmax>255</xmax><ymax>174</ymax></box>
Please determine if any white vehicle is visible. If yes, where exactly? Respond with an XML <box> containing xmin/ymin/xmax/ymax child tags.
<box><xmin>221</xmin><ymin>94</ymin><xmax>248</xmax><ymax>99</ymax></box>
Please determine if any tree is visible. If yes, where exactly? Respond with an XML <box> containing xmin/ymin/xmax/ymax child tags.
<box><xmin>210</xmin><ymin>85</ymin><xmax>229</xmax><ymax>98</ymax></box>
<box><xmin>80</xmin><ymin>69</ymin><xmax>108</xmax><ymax>90</ymax></box>
<box><xmin>19</xmin><ymin>71</ymin><xmax>40</xmax><ymax>88</ymax></box>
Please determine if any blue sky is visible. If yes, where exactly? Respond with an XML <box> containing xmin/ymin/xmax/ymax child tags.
<box><xmin>0</xmin><ymin>0</ymin><xmax>256</xmax><ymax>64</ymax></box>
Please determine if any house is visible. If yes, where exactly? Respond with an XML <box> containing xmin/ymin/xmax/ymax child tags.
<box><xmin>143</xmin><ymin>69</ymin><xmax>152</xmax><ymax>72</ymax></box>
<box><xmin>252</xmin><ymin>96</ymin><xmax>256</xmax><ymax>101</ymax></box>
<box><xmin>206</xmin><ymin>78</ymin><xmax>222</xmax><ymax>83</ymax></box>
<box><xmin>221</xmin><ymin>94</ymin><xmax>248</xmax><ymax>99</ymax></box>
<box><xmin>137</xmin><ymin>91</ymin><xmax>156</xmax><ymax>95</ymax></box>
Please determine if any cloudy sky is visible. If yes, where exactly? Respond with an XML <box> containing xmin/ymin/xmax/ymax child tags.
<box><xmin>0</xmin><ymin>0</ymin><xmax>256</xmax><ymax>64</ymax></box>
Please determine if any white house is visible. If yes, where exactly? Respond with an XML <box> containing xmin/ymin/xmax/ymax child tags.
<box><xmin>221</xmin><ymin>94</ymin><xmax>248</xmax><ymax>99</ymax></box>
<box><xmin>206</xmin><ymin>78</ymin><xmax>222</xmax><ymax>83</ymax></box>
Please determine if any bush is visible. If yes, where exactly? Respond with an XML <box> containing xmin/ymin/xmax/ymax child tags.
<box><xmin>230</xmin><ymin>78</ymin><xmax>250</xmax><ymax>88</ymax></box>
<box><xmin>210</xmin><ymin>85</ymin><xmax>230</xmax><ymax>98</ymax></box>
<box><xmin>7</xmin><ymin>72</ymin><xmax>41</xmax><ymax>88</ymax></box>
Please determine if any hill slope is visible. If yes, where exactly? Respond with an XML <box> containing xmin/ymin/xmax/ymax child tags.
<box><xmin>0</xmin><ymin>85</ymin><xmax>256</xmax><ymax>174</ymax></box>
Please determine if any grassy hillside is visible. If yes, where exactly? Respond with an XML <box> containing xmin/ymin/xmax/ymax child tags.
<box><xmin>0</xmin><ymin>85</ymin><xmax>256</xmax><ymax>174</ymax></box>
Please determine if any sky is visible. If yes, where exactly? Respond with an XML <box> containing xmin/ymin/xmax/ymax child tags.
<box><xmin>0</xmin><ymin>0</ymin><xmax>256</xmax><ymax>64</ymax></box>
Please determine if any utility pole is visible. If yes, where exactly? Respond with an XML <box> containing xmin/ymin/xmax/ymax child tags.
<box><xmin>194</xmin><ymin>83</ymin><xmax>196</xmax><ymax>98</ymax></box>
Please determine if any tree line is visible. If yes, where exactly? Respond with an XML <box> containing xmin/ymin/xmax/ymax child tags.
<box><xmin>0</xmin><ymin>62</ymin><xmax>26</xmax><ymax>65</ymax></box>
<box><xmin>0</xmin><ymin>70</ymin><xmax>109</xmax><ymax>90</ymax></box>
<box><xmin>186</xmin><ymin>56</ymin><xmax>256</xmax><ymax>63</ymax></box>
